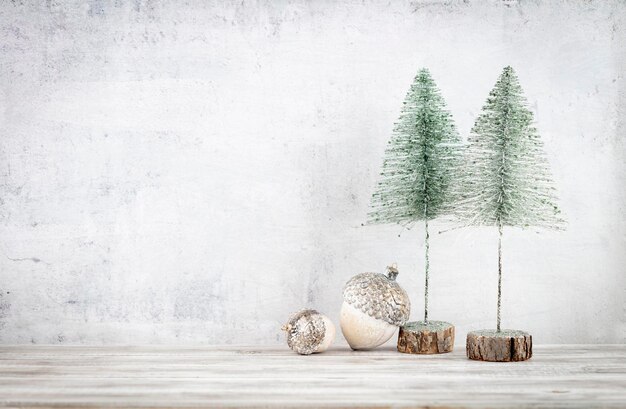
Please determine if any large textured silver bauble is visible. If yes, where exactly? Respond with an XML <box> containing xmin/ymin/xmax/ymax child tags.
<box><xmin>340</xmin><ymin>265</ymin><xmax>410</xmax><ymax>350</ymax></box>
<box><xmin>282</xmin><ymin>309</ymin><xmax>335</xmax><ymax>355</ymax></box>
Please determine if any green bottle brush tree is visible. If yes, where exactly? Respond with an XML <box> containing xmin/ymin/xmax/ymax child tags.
<box><xmin>459</xmin><ymin>66</ymin><xmax>565</xmax><ymax>362</ymax></box>
<box><xmin>369</xmin><ymin>68</ymin><xmax>463</xmax><ymax>354</ymax></box>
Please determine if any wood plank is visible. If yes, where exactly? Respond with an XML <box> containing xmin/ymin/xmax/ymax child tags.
<box><xmin>0</xmin><ymin>345</ymin><xmax>624</xmax><ymax>408</ymax></box>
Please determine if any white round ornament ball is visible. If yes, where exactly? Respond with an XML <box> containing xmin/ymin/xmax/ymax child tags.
<box><xmin>340</xmin><ymin>265</ymin><xmax>410</xmax><ymax>350</ymax></box>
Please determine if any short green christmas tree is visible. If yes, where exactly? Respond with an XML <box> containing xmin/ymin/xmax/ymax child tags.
<box><xmin>456</xmin><ymin>66</ymin><xmax>564</xmax><ymax>332</ymax></box>
<box><xmin>369</xmin><ymin>68</ymin><xmax>463</xmax><ymax>324</ymax></box>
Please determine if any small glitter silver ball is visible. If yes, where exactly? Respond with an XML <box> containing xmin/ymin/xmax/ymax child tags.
<box><xmin>282</xmin><ymin>309</ymin><xmax>335</xmax><ymax>355</ymax></box>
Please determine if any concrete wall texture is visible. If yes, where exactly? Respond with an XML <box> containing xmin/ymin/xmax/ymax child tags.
<box><xmin>0</xmin><ymin>0</ymin><xmax>624</xmax><ymax>345</ymax></box>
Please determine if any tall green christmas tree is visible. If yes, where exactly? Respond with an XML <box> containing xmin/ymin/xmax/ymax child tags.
<box><xmin>369</xmin><ymin>68</ymin><xmax>462</xmax><ymax>327</ymax></box>
<box><xmin>457</xmin><ymin>66</ymin><xmax>564</xmax><ymax>334</ymax></box>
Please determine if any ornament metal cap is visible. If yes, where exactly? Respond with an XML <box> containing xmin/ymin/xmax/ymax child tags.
<box><xmin>342</xmin><ymin>264</ymin><xmax>410</xmax><ymax>327</ymax></box>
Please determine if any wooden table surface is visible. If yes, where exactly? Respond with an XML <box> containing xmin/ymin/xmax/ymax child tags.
<box><xmin>0</xmin><ymin>345</ymin><xmax>625</xmax><ymax>408</ymax></box>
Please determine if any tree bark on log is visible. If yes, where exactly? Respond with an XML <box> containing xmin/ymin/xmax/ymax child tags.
<box><xmin>466</xmin><ymin>329</ymin><xmax>532</xmax><ymax>362</ymax></box>
<box><xmin>397</xmin><ymin>321</ymin><xmax>455</xmax><ymax>354</ymax></box>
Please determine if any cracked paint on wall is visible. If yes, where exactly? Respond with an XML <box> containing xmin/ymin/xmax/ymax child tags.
<box><xmin>0</xmin><ymin>0</ymin><xmax>624</xmax><ymax>344</ymax></box>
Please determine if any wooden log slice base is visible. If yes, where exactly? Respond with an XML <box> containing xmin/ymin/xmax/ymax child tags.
<box><xmin>466</xmin><ymin>329</ymin><xmax>532</xmax><ymax>362</ymax></box>
<box><xmin>397</xmin><ymin>321</ymin><xmax>455</xmax><ymax>354</ymax></box>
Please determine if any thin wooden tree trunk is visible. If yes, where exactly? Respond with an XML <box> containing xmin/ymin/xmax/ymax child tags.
<box><xmin>466</xmin><ymin>329</ymin><xmax>532</xmax><ymax>362</ymax></box>
<box><xmin>497</xmin><ymin>222</ymin><xmax>503</xmax><ymax>332</ymax></box>
<box><xmin>424</xmin><ymin>218</ymin><xmax>429</xmax><ymax>323</ymax></box>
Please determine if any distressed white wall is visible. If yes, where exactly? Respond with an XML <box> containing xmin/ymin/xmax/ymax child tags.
<box><xmin>0</xmin><ymin>0</ymin><xmax>624</xmax><ymax>345</ymax></box>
